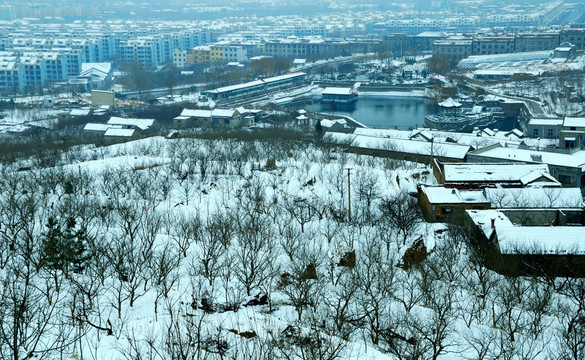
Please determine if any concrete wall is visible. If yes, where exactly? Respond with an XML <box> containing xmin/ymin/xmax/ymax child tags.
<box><xmin>91</xmin><ymin>90</ymin><xmax>115</xmax><ymax>106</ymax></box>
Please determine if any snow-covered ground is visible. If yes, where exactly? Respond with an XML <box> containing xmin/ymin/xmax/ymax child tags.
<box><xmin>0</xmin><ymin>107</ymin><xmax>62</xmax><ymax>133</ymax></box>
<box><xmin>0</xmin><ymin>133</ymin><xmax>582</xmax><ymax>360</ymax></box>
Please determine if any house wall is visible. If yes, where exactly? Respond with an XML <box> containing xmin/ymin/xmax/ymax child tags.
<box><xmin>91</xmin><ymin>90</ymin><xmax>114</xmax><ymax>106</ymax></box>
<box><xmin>526</xmin><ymin>122</ymin><xmax>561</xmax><ymax>139</ymax></box>
<box><xmin>173</xmin><ymin>117</ymin><xmax>192</xmax><ymax>129</ymax></box>
<box><xmin>418</xmin><ymin>189</ymin><xmax>490</xmax><ymax>222</ymax></box>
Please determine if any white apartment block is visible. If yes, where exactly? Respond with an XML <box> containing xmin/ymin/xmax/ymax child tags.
<box><xmin>173</xmin><ymin>49</ymin><xmax>188</xmax><ymax>69</ymax></box>
<box><xmin>222</xmin><ymin>46</ymin><xmax>248</xmax><ymax>63</ymax></box>
<box><xmin>0</xmin><ymin>61</ymin><xmax>20</xmax><ymax>92</ymax></box>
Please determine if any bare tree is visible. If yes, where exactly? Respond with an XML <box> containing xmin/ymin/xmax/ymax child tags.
<box><xmin>150</xmin><ymin>242</ymin><xmax>181</xmax><ymax>318</ymax></box>
<box><xmin>379</xmin><ymin>192</ymin><xmax>422</xmax><ymax>245</ymax></box>
<box><xmin>355</xmin><ymin>234</ymin><xmax>397</xmax><ymax>345</ymax></box>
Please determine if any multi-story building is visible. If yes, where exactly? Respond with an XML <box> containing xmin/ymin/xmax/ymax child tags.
<box><xmin>191</xmin><ymin>45</ymin><xmax>224</xmax><ymax>64</ymax></box>
<box><xmin>559</xmin><ymin>29</ymin><xmax>585</xmax><ymax>50</ymax></box>
<box><xmin>40</xmin><ymin>52</ymin><xmax>67</xmax><ymax>83</ymax></box>
<box><xmin>20</xmin><ymin>56</ymin><xmax>46</xmax><ymax>90</ymax></box>
<box><xmin>0</xmin><ymin>60</ymin><xmax>20</xmax><ymax>93</ymax></box>
<box><xmin>221</xmin><ymin>45</ymin><xmax>247</xmax><ymax>63</ymax></box>
<box><xmin>432</xmin><ymin>38</ymin><xmax>473</xmax><ymax>58</ymax></box>
<box><xmin>514</xmin><ymin>33</ymin><xmax>559</xmax><ymax>52</ymax></box>
<box><xmin>173</xmin><ymin>49</ymin><xmax>189</xmax><ymax>68</ymax></box>
<box><xmin>472</xmin><ymin>36</ymin><xmax>515</xmax><ymax>56</ymax></box>
<box><xmin>120</xmin><ymin>38</ymin><xmax>165</xmax><ymax>68</ymax></box>
<box><xmin>263</xmin><ymin>39</ymin><xmax>346</xmax><ymax>58</ymax></box>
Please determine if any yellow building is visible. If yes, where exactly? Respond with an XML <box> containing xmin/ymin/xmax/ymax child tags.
<box><xmin>191</xmin><ymin>45</ymin><xmax>225</xmax><ymax>64</ymax></box>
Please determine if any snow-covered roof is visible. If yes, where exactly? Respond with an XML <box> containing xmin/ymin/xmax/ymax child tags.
<box><xmin>410</xmin><ymin>129</ymin><xmax>434</xmax><ymax>141</ymax></box>
<box><xmin>459</xmin><ymin>51</ymin><xmax>552</xmax><ymax>67</ymax></box>
<box><xmin>469</xmin><ymin>146</ymin><xmax>585</xmax><ymax>170</ymax></box>
<box><xmin>420</xmin><ymin>185</ymin><xmax>487</xmax><ymax>204</ymax></box>
<box><xmin>207</xmin><ymin>79</ymin><xmax>265</xmax><ymax>94</ymax></box>
<box><xmin>82</xmin><ymin>63</ymin><xmax>110</xmax><ymax>77</ymax></box>
<box><xmin>438</xmin><ymin>97</ymin><xmax>462</xmax><ymax>108</ymax></box>
<box><xmin>563</xmin><ymin>117</ymin><xmax>585</xmax><ymax>128</ymax></box>
<box><xmin>497</xmin><ymin>227</ymin><xmax>585</xmax><ymax>255</ymax></box>
<box><xmin>353</xmin><ymin>127</ymin><xmax>411</xmax><ymax>139</ymax></box>
<box><xmin>104</xmin><ymin>128</ymin><xmax>136</xmax><ymax>137</ymax></box>
<box><xmin>322</xmin><ymin>87</ymin><xmax>355</xmax><ymax>96</ymax></box>
<box><xmin>416</xmin><ymin>31</ymin><xmax>446</xmax><ymax>38</ymax></box>
<box><xmin>485</xmin><ymin>187</ymin><xmax>582</xmax><ymax>209</ymax></box>
<box><xmin>70</xmin><ymin>108</ymin><xmax>91</xmax><ymax>116</ymax></box>
<box><xmin>351</xmin><ymin>135</ymin><xmax>470</xmax><ymax>160</ymax></box>
<box><xmin>107</xmin><ymin>117</ymin><xmax>155</xmax><ymax>131</ymax></box>
<box><xmin>262</xmin><ymin>71</ymin><xmax>306</xmax><ymax>84</ymax></box>
<box><xmin>506</xmin><ymin>129</ymin><xmax>524</xmax><ymax>138</ymax></box>
<box><xmin>180</xmin><ymin>109</ymin><xmax>212</xmax><ymax>118</ymax></box>
<box><xmin>321</xmin><ymin>119</ymin><xmax>347</xmax><ymax>128</ymax></box>
<box><xmin>83</xmin><ymin>123</ymin><xmax>119</xmax><ymax>132</ymax></box>
<box><xmin>466</xmin><ymin>209</ymin><xmax>513</xmax><ymax>240</ymax></box>
<box><xmin>519</xmin><ymin>170</ymin><xmax>560</xmax><ymax>186</ymax></box>
<box><xmin>442</xmin><ymin>163</ymin><xmax>550</xmax><ymax>183</ymax></box>
<box><xmin>211</xmin><ymin>108</ymin><xmax>237</xmax><ymax>118</ymax></box>
<box><xmin>79</xmin><ymin>62</ymin><xmax>111</xmax><ymax>79</ymax></box>
<box><xmin>322</xmin><ymin>132</ymin><xmax>355</xmax><ymax>144</ymax></box>
<box><xmin>529</xmin><ymin>117</ymin><xmax>564</xmax><ymax>126</ymax></box>
<box><xmin>474</xmin><ymin>69</ymin><xmax>540</xmax><ymax>76</ymax></box>
<box><xmin>467</xmin><ymin>208</ymin><xmax>585</xmax><ymax>255</ymax></box>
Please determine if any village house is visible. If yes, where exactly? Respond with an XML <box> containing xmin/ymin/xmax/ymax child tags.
<box><xmin>419</xmin><ymin>185</ymin><xmax>582</xmax><ymax>223</ymax></box>
<box><xmin>432</xmin><ymin>160</ymin><xmax>560</xmax><ymax>189</ymax></box>
<box><xmin>465</xmin><ymin>209</ymin><xmax>585</xmax><ymax>277</ymax></box>
<box><xmin>173</xmin><ymin>107</ymin><xmax>258</xmax><ymax>129</ymax></box>
<box><xmin>107</xmin><ymin>116</ymin><xmax>158</xmax><ymax>135</ymax></box>
<box><xmin>103</xmin><ymin>128</ymin><xmax>140</xmax><ymax>143</ymax></box>
<box><xmin>559</xmin><ymin>116</ymin><xmax>585</xmax><ymax>149</ymax></box>
<box><xmin>418</xmin><ymin>185</ymin><xmax>490</xmax><ymax>222</ymax></box>
<box><xmin>526</xmin><ymin>118</ymin><xmax>563</xmax><ymax>139</ymax></box>
<box><xmin>467</xmin><ymin>143</ymin><xmax>585</xmax><ymax>188</ymax></box>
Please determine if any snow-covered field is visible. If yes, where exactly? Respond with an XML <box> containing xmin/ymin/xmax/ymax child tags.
<box><xmin>0</xmin><ymin>107</ymin><xmax>62</xmax><ymax>133</ymax></box>
<box><xmin>0</xmin><ymin>132</ymin><xmax>583</xmax><ymax>360</ymax></box>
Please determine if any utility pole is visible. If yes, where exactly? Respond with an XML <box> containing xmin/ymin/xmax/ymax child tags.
<box><xmin>347</xmin><ymin>168</ymin><xmax>351</xmax><ymax>222</ymax></box>
<box><xmin>430</xmin><ymin>137</ymin><xmax>434</xmax><ymax>165</ymax></box>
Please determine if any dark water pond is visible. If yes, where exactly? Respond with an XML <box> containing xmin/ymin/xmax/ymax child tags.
<box><xmin>294</xmin><ymin>96</ymin><xmax>438</xmax><ymax>130</ymax></box>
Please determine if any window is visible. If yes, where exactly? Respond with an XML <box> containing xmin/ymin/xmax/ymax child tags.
<box><xmin>571</xmin><ymin>127</ymin><xmax>577</xmax><ymax>131</ymax></box>
<box><xmin>441</xmin><ymin>206</ymin><xmax>452</xmax><ymax>214</ymax></box>
<box><xmin>533</xmin><ymin>129</ymin><xmax>539</xmax><ymax>137</ymax></box>
<box><xmin>431</xmin><ymin>205</ymin><xmax>436</xmax><ymax>212</ymax></box>
<box><xmin>547</xmin><ymin>129</ymin><xmax>554</xmax><ymax>137</ymax></box>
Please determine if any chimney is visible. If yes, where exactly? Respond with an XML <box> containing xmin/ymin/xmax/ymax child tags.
<box><xmin>491</xmin><ymin>218</ymin><xmax>495</xmax><ymax>228</ymax></box>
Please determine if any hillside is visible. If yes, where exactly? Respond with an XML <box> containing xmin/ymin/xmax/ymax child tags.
<box><xmin>0</xmin><ymin>129</ymin><xmax>583</xmax><ymax>360</ymax></box>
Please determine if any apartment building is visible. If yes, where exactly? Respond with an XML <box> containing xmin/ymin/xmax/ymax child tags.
<box><xmin>120</xmin><ymin>38</ymin><xmax>166</xmax><ymax>69</ymax></box>
<box><xmin>263</xmin><ymin>40</ymin><xmax>346</xmax><ymax>58</ymax></box>
<box><xmin>559</xmin><ymin>29</ymin><xmax>585</xmax><ymax>50</ymax></box>
<box><xmin>191</xmin><ymin>45</ymin><xmax>224</xmax><ymax>64</ymax></box>
<box><xmin>472</xmin><ymin>36</ymin><xmax>515</xmax><ymax>56</ymax></box>
<box><xmin>432</xmin><ymin>38</ymin><xmax>473</xmax><ymax>58</ymax></box>
<box><xmin>20</xmin><ymin>56</ymin><xmax>46</xmax><ymax>90</ymax></box>
<box><xmin>514</xmin><ymin>33</ymin><xmax>559</xmax><ymax>52</ymax></box>
<box><xmin>0</xmin><ymin>61</ymin><xmax>20</xmax><ymax>92</ymax></box>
